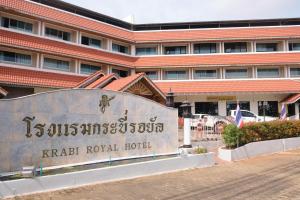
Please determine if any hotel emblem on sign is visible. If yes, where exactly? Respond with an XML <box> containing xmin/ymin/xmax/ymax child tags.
<box><xmin>99</xmin><ymin>95</ymin><xmax>115</xmax><ymax>113</ymax></box>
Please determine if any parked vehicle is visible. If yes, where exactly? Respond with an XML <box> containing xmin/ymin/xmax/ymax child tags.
<box><xmin>229</xmin><ymin>110</ymin><xmax>278</xmax><ymax>123</ymax></box>
<box><xmin>191</xmin><ymin>114</ymin><xmax>231</xmax><ymax>132</ymax></box>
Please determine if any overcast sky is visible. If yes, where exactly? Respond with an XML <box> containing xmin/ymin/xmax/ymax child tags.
<box><xmin>62</xmin><ymin>0</ymin><xmax>300</xmax><ymax>24</ymax></box>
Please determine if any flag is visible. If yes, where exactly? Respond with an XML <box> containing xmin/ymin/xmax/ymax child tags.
<box><xmin>280</xmin><ymin>104</ymin><xmax>287</xmax><ymax>120</ymax></box>
<box><xmin>235</xmin><ymin>104</ymin><xmax>243</xmax><ymax>128</ymax></box>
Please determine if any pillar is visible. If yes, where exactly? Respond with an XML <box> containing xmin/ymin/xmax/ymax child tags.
<box><xmin>295</xmin><ymin>103</ymin><xmax>299</xmax><ymax>120</ymax></box>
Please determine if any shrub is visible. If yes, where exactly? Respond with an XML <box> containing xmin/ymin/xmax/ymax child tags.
<box><xmin>222</xmin><ymin>124</ymin><xmax>244</xmax><ymax>149</ymax></box>
<box><xmin>222</xmin><ymin>120</ymin><xmax>300</xmax><ymax>149</ymax></box>
<box><xmin>194</xmin><ymin>147</ymin><xmax>208</xmax><ymax>154</ymax></box>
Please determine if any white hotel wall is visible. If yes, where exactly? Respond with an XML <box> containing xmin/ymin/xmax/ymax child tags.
<box><xmin>174</xmin><ymin>93</ymin><xmax>288</xmax><ymax>116</ymax></box>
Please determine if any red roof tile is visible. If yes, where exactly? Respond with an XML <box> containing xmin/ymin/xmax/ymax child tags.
<box><xmin>2</xmin><ymin>0</ymin><xmax>133</xmax><ymax>41</ymax></box>
<box><xmin>104</xmin><ymin>73</ymin><xmax>145</xmax><ymax>91</ymax></box>
<box><xmin>0</xmin><ymin>86</ymin><xmax>8</xmax><ymax>96</ymax></box>
<box><xmin>85</xmin><ymin>74</ymin><xmax>117</xmax><ymax>89</ymax></box>
<box><xmin>0</xmin><ymin>66</ymin><xmax>85</xmax><ymax>88</ymax></box>
<box><xmin>74</xmin><ymin>70</ymin><xmax>105</xmax><ymax>88</ymax></box>
<box><xmin>281</xmin><ymin>93</ymin><xmax>300</xmax><ymax>104</ymax></box>
<box><xmin>0</xmin><ymin>29</ymin><xmax>135</xmax><ymax>68</ymax></box>
<box><xmin>155</xmin><ymin>79</ymin><xmax>300</xmax><ymax>94</ymax></box>
<box><xmin>135</xmin><ymin>52</ymin><xmax>300</xmax><ymax>68</ymax></box>
<box><xmin>134</xmin><ymin>26</ymin><xmax>300</xmax><ymax>42</ymax></box>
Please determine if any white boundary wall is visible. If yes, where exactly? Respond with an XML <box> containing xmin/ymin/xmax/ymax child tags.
<box><xmin>0</xmin><ymin>153</ymin><xmax>214</xmax><ymax>199</ymax></box>
<box><xmin>218</xmin><ymin>137</ymin><xmax>300</xmax><ymax>161</ymax></box>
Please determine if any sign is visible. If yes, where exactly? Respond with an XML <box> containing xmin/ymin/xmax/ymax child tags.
<box><xmin>207</xmin><ymin>96</ymin><xmax>237</xmax><ymax>101</ymax></box>
<box><xmin>0</xmin><ymin>89</ymin><xmax>178</xmax><ymax>173</ymax></box>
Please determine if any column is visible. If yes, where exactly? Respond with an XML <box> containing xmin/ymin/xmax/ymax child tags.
<box><xmin>130</xmin><ymin>68</ymin><xmax>136</xmax><ymax>75</ymax></box>
<box><xmin>76</xmin><ymin>31</ymin><xmax>81</xmax><ymax>44</ymax></box>
<box><xmin>106</xmin><ymin>39</ymin><xmax>112</xmax><ymax>51</ymax></box>
<box><xmin>131</xmin><ymin>44</ymin><xmax>136</xmax><ymax>56</ymax></box>
<box><xmin>252</xmin><ymin>41</ymin><xmax>256</xmax><ymax>52</ymax></box>
<box><xmin>107</xmin><ymin>65</ymin><xmax>112</xmax><ymax>74</ymax></box>
<box><xmin>250</xmin><ymin>100</ymin><xmax>258</xmax><ymax>115</ymax></box>
<box><xmin>283</xmin><ymin>66</ymin><xmax>288</xmax><ymax>78</ymax></box>
<box><xmin>159</xmin><ymin>44</ymin><xmax>163</xmax><ymax>55</ymax></box>
<box><xmin>295</xmin><ymin>103</ymin><xmax>299</xmax><ymax>120</ymax></box>
<box><xmin>40</xmin><ymin>54</ymin><xmax>44</xmax><ymax>68</ymax></box>
<box><xmin>36</xmin><ymin>53</ymin><xmax>40</xmax><ymax>68</ymax></box>
<box><xmin>190</xmin><ymin>43</ymin><xmax>194</xmax><ymax>54</ymax></box>
<box><xmin>40</xmin><ymin>22</ymin><xmax>45</xmax><ymax>36</ymax></box>
<box><xmin>75</xmin><ymin>60</ymin><xmax>80</xmax><ymax>74</ymax></box>
<box><xmin>218</xmin><ymin>101</ymin><xmax>227</xmax><ymax>116</ymax></box>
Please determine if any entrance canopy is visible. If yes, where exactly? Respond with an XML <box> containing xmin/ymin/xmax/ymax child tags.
<box><xmin>281</xmin><ymin>93</ymin><xmax>300</xmax><ymax>104</ymax></box>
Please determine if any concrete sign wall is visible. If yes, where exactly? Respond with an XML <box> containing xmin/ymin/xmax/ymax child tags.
<box><xmin>0</xmin><ymin>89</ymin><xmax>178</xmax><ymax>173</ymax></box>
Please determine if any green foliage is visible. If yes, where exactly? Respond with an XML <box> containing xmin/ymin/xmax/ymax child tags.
<box><xmin>222</xmin><ymin>124</ymin><xmax>244</xmax><ymax>149</ymax></box>
<box><xmin>222</xmin><ymin>120</ymin><xmax>300</xmax><ymax>149</ymax></box>
<box><xmin>194</xmin><ymin>147</ymin><xmax>208</xmax><ymax>154</ymax></box>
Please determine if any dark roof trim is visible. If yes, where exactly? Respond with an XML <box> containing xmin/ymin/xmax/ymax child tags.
<box><xmin>31</xmin><ymin>0</ymin><xmax>300</xmax><ymax>31</ymax></box>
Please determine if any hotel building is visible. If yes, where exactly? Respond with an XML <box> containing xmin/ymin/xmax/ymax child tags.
<box><xmin>1</xmin><ymin>0</ymin><xmax>300</xmax><ymax>118</ymax></box>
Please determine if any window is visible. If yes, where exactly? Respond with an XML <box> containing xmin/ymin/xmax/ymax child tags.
<box><xmin>256</xmin><ymin>43</ymin><xmax>277</xmax><ymax>52</ymax></box>
<box><xmin>1</xmin><ymin>17</ymin><xmax>33</xmax><ymax>33</ymax></box>
<box><xmin>145</xmin><ymin>71</ymin><xmax>158</xmax><ymax>80</ymax></box>
<box><xmin>45</xmin><ymin>27</ymin><xmax>71</xmax><ymax>41</ymax></box>
<box><xmin>290</xmin><ymin>68</ymin><xmax>300</xmax><ymax>77</ymax></box>
<box><xmin>0</xmin><ymin>50</ymin><xmax>31</xmax><ymax>66</ymax></box>
<box><xmin>80</xmin><ymin>63</ymin><xmax>101</xmax><ymax>74</ymax></box>
<box><xmin>112</xmin><ymin>43</ymin><xmax>129</xmax><ymax>54</ymax></box>
<box><xmin>194</xmin><ymin>43</ymin><xmax>217</xmax><ymax>54</ymax></box>
<box><xmin>258</xmin><ymin>101</ymin><xmax>278</xmax><ymax>117</ymax></box>
<box><xmin>288</xmin><ymin>104</ymin><xmax>295</xmax><ymax>117</ymax></box>
<box><xmin>112</xmin><ymin>69</ymin><xmax>128</xmax><ymax>77</ymax></box>
<box><xmin>224</xmin><ymin>42</ymin><xmax>247</xmax><ymax>53</ymax></box>
<box><xmin>226</xmin><ymin>101</ymin><xmax>250</xmax><ymax>116</ymax></box>
<box><xmin>44</xmin><ymin>58</ymin><xmax>69</xmax><ymax>71</ymax></box>
<box><xmin>257</xmin><ymin>68</ymin><xmax>279</xmax><ymax>78</ymax></box>
<box><xmin>289</xmin><ymin>43</ymin><xmax>300</xmax><ymax>51</ymax></box>
<box><xmin>81</xmin><ymin>36</ymin><xmax>101</xmax><ymax>48</ymax></box>
<box><xmin>194</xmin><ymin>70</ymin><xmax>217</xmax><ymax>79</ymax></box>
<box><xmin>164</xmin><ymin>46</ymin><xmax>186</xmax><ymax>55</ymax></box>
<box><xmin>195</xmin><ymin>102</ymin><xmax>218</xmax><ymax>115</ymax></box>
<box><xmin>164</xmin><ymin>71</ymin><xmax>187</xmax><ymax>80</ymax></box>
<box><xmin>225</xmin><ymin>69</ymin><xmax>248</xmax><ymax>79</ymax></box>
<box><xmin>136</xmin><ymin>47</ymin><xmax>157</xmax><ymax>55</ymax></box>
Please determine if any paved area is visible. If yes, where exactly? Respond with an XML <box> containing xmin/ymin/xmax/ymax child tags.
<box><xmin>8</xmin><ymin>149</ymin><xmax>300</xmax><ymax>200</ymax></box>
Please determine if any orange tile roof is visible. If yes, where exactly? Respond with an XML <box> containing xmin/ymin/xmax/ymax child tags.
<box><xmin>2</xmin><ymin>0</ymin><xmax>133</xmax><ymax>41</ymax></box>
<box><xmin>155</xmin><ymin>79</ymin><xmax>300</xmax><ymax>94</ymax></box>
<box><xmin>104</xmin><ymin>73</ymin><xmax>145</xmax><ymax>91</ymax></box>
<box><xmin>0</xmin><ymin>86</ymin><xmax>8</xmax><ymax>96</ymax></box>
<box><xmin>3</xmin><ymin>0</ymin><xmax>300</xmax><ymax>44</ymax></box>
<box><xmin>134</xmin><ymin>26</ymin><xmax>300</xmax><ymax>42</ymax></box>
<box><xmin>0</xmin><ymin>66</ymin><xmax>85</xmax><ymax>88</ymax></box>
<box><xmin>85</xmin><ymin>74</ymin><xmax>117</xmax><ymax>89</ymax></box>
<box><xmin>74</xmin><ymin>70</ymin><xmax>105</xmax><ymax>88</ymax></box>
<box><xmin>135</xmin><ymin>52</ymin><xmax>300</xmax><ymax>68</ymax></box>
<box><xmin>281</xmin><ymin>93</ymin><xmax>300</xmax><ymax>104</ymax></box>
<box><xmin>0</xmin><ymin>29</ymin><xmax>135</xmax><ymax>68</ymax></box>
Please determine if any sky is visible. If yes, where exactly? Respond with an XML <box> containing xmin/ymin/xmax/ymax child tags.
<box><xmin>62</xmin><ymin>0</ymin><xmax>300</xmax><ymax>24</ymax></box>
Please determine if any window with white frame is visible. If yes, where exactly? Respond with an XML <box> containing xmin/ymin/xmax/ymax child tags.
<box><xmin>194</xmin><ymin>43</ymin><xmax>217</xmax><ymax>54</ymax></box>
<box><xmin>144</xmin><ymin>71</ymin><xmax>158</xmax><ymax>80</ymax></box>
<box><xmin>289</xmin><ymin>43</ymin><xmax>300</xmax><ymax>51</ymax></box>
<box><xmin>164</xmin><ymin>70</ymin><xmax>187</xmax><ymax>80</ymax></box>
<box><xmin>45</xmin><ymin>27</ymin><xmax>71</xmax><ymax>41</ymax></box>
<box><xmin>136</xmin><ymin>47</ymin><xmax>157</xmax><ymax>55</ymax></box>
<box><xmin>44</xmin><ymin>57</ymin><xmax>70</xmax><ymax>71</ymax></box>
<box><xmin>80</xmin><ymin>63</ymin><xmax>101</xmax><ymax>74</ymax></box>
<box><xmin>112</xmin><ymin>43</ymin><xmax>129</xmax><ymax>54</ymax></box>
<box><xmin>164</xmin><ymin>46</ymin><xmax>186</xmax><ymax>55</ymax></box>
<box><xmin>194</xmin><ymin>70</ymin><xmax>217</xmax><ymax>79</ymax></box>
<box><xmin>1</xmin><ymin>17</ymin><xmax>33</xmax><ymax>33</ymax></box>
<box><xmin>290</xmin><ymin>68</ymin><xmax>300</xmax><ymax>77</ymax></box>
<box><xmin>256</xmin><ymin>43</ymin><xmax>277</xmax><ymax>52</ymax></box>
<box><xmin>0</xmin><ymin>50</ymin><xmax>31</xmax><ymax>66</ymax></box>
<box><xmin>225</xmin><ymin>69</ymin><xmax>248</xmax><ymax>79</ymax></box>
<box><xmin>257</xmin><ymin>68</ymin><xmax>279</xmax><ymax>78</ymax></box>
<box><xmin>81</xmin><ymin>36</ymin><xmax>101</xmax><ymax>48</ymax></box>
